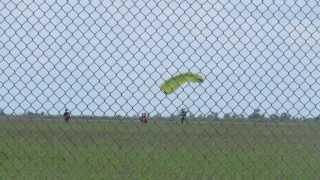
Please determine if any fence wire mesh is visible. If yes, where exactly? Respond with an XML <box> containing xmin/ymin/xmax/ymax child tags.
<box><xmin>1</xmin><ymin>0</ymin><xmax>320</xmax><ymax>179</ymax></box>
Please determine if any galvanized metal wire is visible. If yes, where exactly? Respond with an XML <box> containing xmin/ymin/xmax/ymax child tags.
<box><xmin>1</xmin><ymin>0</ymin><xmax>320</xmax><ymax>179</ymax></box>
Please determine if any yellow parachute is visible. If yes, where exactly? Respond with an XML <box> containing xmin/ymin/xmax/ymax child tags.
<box><xmin>160</xmin><ymin>72</ymin><xmax>204</xmax><ymax>95</ymax></box>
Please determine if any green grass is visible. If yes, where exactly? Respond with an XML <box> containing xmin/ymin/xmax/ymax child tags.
<box><xmin>1</xmin><ymin>118</ymin><xmax>320</xmax><ymax>179</ymax></box>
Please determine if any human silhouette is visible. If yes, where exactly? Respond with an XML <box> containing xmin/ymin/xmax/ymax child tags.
<box><xmin>180</xmin><ymin>108</ymin><xmax>187</xmax><ymax>124</ymax></box>
<box><xmin>63</xmin><ymin>109</ymin><xmax>71</xmax><ymax>122</ymax></box>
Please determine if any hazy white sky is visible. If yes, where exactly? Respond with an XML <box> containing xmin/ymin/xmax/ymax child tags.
<box><xmin>1</xmin><ymin>0</ymin><xmax>320</xmax><ymax>117</ymax></box>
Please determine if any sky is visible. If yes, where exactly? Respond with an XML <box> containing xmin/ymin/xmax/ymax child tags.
<box><xmin>1</xmin><ymin>0</ymin><xmax>320</xmax><ymax>117</ymax></box>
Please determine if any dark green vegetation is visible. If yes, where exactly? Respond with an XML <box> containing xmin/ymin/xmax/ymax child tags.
<box><xmin>1</xmin><ymin>117</ymin><xmax>320</xmax><ymax>179</ymax></box>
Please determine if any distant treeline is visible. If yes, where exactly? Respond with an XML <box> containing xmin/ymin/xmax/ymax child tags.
<box><xmin>1</xmin><ymin>108</ymin><xmax>320</xmax><ymax>122</ymax></box>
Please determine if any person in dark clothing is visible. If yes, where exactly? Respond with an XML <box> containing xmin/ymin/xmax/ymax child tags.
<box><xmin>180</xmin><ymin>108</ymin><xmax>187</xmax><ymax>124</ymax></box>
<box><xmin>63</xmin><ymin>109</ymin><xmax>71</xmax><ymax>122</ymax></box>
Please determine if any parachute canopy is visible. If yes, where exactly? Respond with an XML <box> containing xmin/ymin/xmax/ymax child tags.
<box><xmin>160</xmin><ymin>72</ymin><xmax>204</xmax><ymax>95</ymax></box>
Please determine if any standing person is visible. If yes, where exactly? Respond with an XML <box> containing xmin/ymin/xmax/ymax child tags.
<box><xmin>140</xmin><ymin>112</ymin><xmax>148</xmax><ymax>124</ymax></box>
<box><xmin>63</xmin><ymin>109</ymin><xmax>71</xmax><ymax>122</ymax></box>
<box><xmin>180</xmin><ymin>108</ymin><xmax>187</xmax><ymax>124</ymax></box>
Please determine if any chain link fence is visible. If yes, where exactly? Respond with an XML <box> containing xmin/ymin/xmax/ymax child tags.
<box><xmin>1</xmin><ymin>0</ymin><xmax>320</xmax><ymax>179</ymax></box>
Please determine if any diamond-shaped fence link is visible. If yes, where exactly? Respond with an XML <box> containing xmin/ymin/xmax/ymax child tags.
<box><xmin>1</xmin><ymin>0</ymin><xmax>320</xmax><ymax>179</ymax></box>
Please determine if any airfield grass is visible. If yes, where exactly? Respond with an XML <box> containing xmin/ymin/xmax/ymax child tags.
<box><xmin>1</xmin><ymin>118</ymin><xmax>320</xmax><ymax>179</ymax></box>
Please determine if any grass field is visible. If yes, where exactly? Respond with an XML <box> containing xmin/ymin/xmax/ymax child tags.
<box><xmin>1</xmin><ymin>118</ymin><xmax>320</xmax><ymax>179</ymax></box>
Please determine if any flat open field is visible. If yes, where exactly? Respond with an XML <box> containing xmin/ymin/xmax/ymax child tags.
<box><xmin>1</xmin><ymin>118</ymin><xmax>320</xmax><ymax>179</ymax></box>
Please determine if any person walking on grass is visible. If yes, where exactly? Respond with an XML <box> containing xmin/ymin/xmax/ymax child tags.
<box><xmin>140</xmin><ymin>112</ymin><xmax>149</xmax><ymax>123</ymax></box>
<box><xmin>180</xmin><ymin>108</ymin><xmax>187</xmax><ymax>124</ymax></box>
<box><xmin>63</xmin><ymin>109</ymin><xmax>71</xmax><ymax>122</ymax></box>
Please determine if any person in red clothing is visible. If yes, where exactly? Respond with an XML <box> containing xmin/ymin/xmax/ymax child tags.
<box><xmin>140</xmin><ymin>112</ymin><xmax>148</xmax><ymax>123</ymax></box>
<box><xmin>63</xmin><ymin>109</ymin><xmax>71</xmax><ymax>122</ymax></box>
